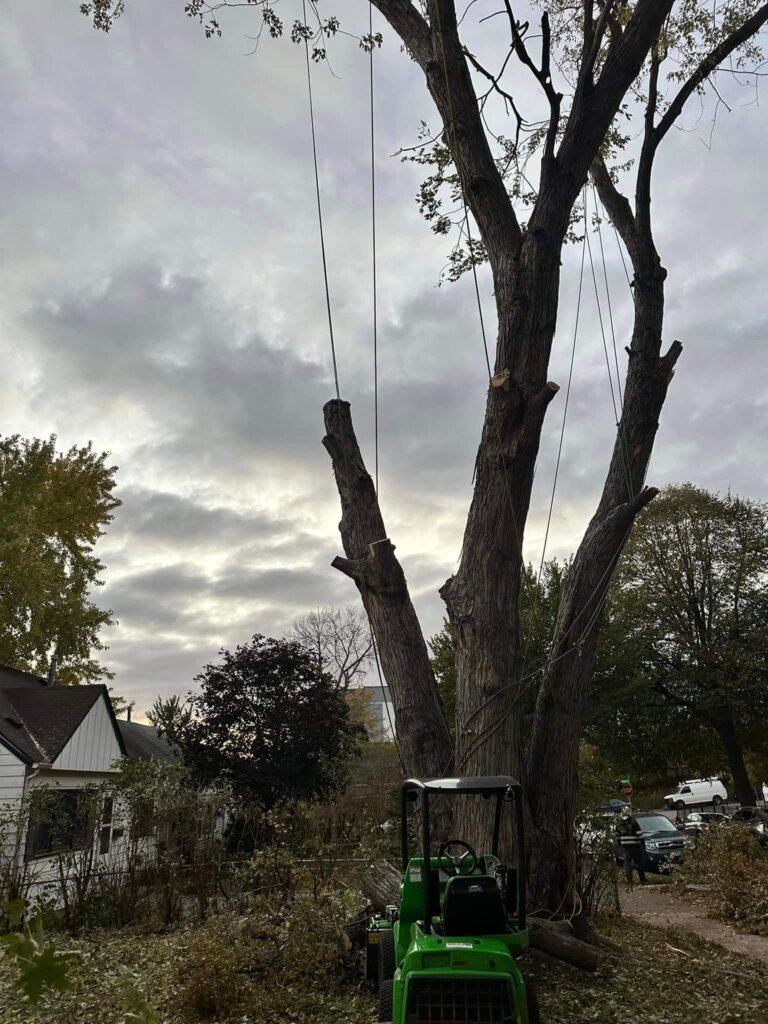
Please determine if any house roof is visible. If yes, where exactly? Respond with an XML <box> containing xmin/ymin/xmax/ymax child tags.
<box><xmin>0</xmin><ymin>671</ymin><xmax>128</xmax><ymax>767</ymax></box>
<box><xmin>117</xmin><ymin>720</ymin><xmax>177</xmax><ymax>762</ymax></box>
<box><xmin>0</xmin><ymin>665</ymin><xmax>47</xmax><ymax>690</ymax></box>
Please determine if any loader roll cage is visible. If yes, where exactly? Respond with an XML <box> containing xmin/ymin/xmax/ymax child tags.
<box><xmin>400</xmin><ymin>776</ymin><xmax>527</xmax><ymax>934</ymax></box>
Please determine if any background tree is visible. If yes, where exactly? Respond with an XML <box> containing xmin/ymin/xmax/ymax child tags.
<box><xmin>0</xmin><ymin>435</ymin><xmax>119</xmax><ymax>684</ymax></box>
<box><xmin>290</xmin><ymin>606</ymin><xmax>373</xmax><ymax>691</ymax></box>
<box><xmin>146</xmin><ymin>693</ymin><xmax>193</xmax><ymax>747</ymax></box>
<box><xmin>183</xmin><ymin>634</ymin><xmax>361</xmax><ymax>811</ymax></box>
<box><xmin>593</xmin><ymin>484</ymin><xmax>768</xmax><ymax>806</ymax></box>
<box><xmin>80</xmin><ymin>0</ymin><xmax>768</xmax><ymax>910</ymax></box>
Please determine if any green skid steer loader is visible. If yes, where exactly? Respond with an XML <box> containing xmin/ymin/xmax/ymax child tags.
<box><xmin>366</xmin><ymin>776</ymin><xmax>540</xmax><ymax>1024</ymax></box>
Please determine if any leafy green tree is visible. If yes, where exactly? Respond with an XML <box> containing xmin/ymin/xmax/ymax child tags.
<box><xmin>0</xmin><ymin>435</ymin><xmax>119</xmax><ymax>684</ymax></box>
<box><xmin>184</xmin><ymin>634</ymin><xmax>362</xmax><ymax>811</ymax></box>
<box><xmin>429</xmin><ymin>620</ymin><xmax>457</xmax><ymax>736</ymax></box>
<box><xmin>593</xmin><ymin>484</ymin><xmax>768</xmax><ymax>806</ymax></box>
<box><xmin>147</xmin><ymin>693</ymin><xmax>193</xmax><ymax>746</ymax></box>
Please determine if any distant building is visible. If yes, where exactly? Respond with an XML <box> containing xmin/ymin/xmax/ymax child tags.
<box><xmin>360</xmin><ymin>683</ymin><xmax>395</xmax><ymax>741</ymax></box>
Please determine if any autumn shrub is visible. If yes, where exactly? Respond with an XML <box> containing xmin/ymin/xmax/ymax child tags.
<box><xmin>175</xmin><ymin>887</ymin><xmax>372</xmax><ymax>1023</ymax></box>
<box><xmin>682</xmin><ymin>826</ymin><xmax>768</xmax><ymax>935</ymax></box>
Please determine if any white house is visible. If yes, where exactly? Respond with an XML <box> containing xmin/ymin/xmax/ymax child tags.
<box><xmin>0</xmin><ymin>665</ymin><xmax>174</xmax><ymax>890</ymax></box>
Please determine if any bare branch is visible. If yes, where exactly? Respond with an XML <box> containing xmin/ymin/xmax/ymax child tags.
<box><xmin>463</xmin><ymin>45</ymin><xmax>525</xmax><ymax>147</ymax></box>
<box><xmin>654</xmin><ymin>1</ymin><xmax>768</xmax><ymax>146</ymax></box>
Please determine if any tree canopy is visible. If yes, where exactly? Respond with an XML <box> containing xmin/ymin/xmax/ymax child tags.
<box><xmin>593</xmin><ymin>484</ymin><xmax>768</xmax><ymax>804</ymax></box>
<box><xmin>183</xmin><ymin>634</ymin><xmax>362</xmax><ymax>810</ymax></box>
<box><xmin>0</xmin><ymin>435</ymin><xmax>119</xmax><ymax>684</ymax></box>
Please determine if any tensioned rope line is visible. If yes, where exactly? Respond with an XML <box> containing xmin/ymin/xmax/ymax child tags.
<box><xmin>366</xmin><ymin>7</ymin><xmax>403</xmax><ymax>767</ymax></box>
<box><xmin>537</xmin><ymin>186</ymin><xmax>588</xmax><ymax>585</ymax></box>
<box><xmin>592</xmin><ymin>187</ymin><xmax>636</xmax><ymax>499</ymax></box>
<box><xmin>369</xmin><ymin>3</ymin><xmax>380</xmax><ymax>496</ymax></box>
<box><xmin>303</xmin><ymin>0</ymin><xmax>340</xmax><ymax>401</ymax></box>
<box><xmin>584</xmin><ymin>204</ymin><xmax>635</xmax><ymax>499</ymax></box>
<box><xmin>592</xmin><ymin>185</ymin><xmax>623</xmax><ymax>409</ymax></box>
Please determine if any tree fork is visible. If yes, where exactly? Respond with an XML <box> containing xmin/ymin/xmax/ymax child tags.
<box><xmin>322</xmin><ymin>399</ymin><xmax>453</xmax><ymax>779</ymax></box>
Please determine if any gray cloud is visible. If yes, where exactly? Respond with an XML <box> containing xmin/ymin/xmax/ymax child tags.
<box><xmin>2</xmin><ymin>0</ymin><xmax>767</xmax><ymax>712</ymax></box>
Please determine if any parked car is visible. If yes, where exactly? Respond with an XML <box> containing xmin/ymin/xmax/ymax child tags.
<box><xmin>682</xmin><ymin>811</ymin><xmax>728</xmax><ymax>835</ymax></box>
<box><xmin>613</xmin><ymin>812</ymin><xmax>687</xmax><ymax>872</ymax></box>
<box><xmin>664</xmin><ymin>778</ymin><xmax>728</xmax><ymax>810</ymax></box>
<box><xmin>729</xmin><ymin>806</ymin><xmax>768</xmax><ymax>845</ymax></box>
<box><xmin>597</xmin><ymin>799</ymin><xmax>630</xmax><ymax>814</ymax></box>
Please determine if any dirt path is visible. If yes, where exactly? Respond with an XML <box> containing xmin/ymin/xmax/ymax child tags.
<box><xmin>621</xmin><ymin>884</ymin><xmax>768</xmax><ymax>965</ymax></box>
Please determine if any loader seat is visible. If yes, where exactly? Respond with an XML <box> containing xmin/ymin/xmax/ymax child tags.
<box><xmin>441</xmin><ymin>875</ymin><xmax>508</xmax><ymax>936</ymax></box>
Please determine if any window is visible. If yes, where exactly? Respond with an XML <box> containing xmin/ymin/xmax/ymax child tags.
<box><xmin>131</xmin><ymin>798</ymin><xmax>155</xmax><ymax>839</ymax></box>
<box><xmin>26</xmin><ymin>790</ymin><xmax>91</xmax><ymax>860</ymax></box>
<box><xmin>99</xmin><ymin>797</ymin><xmax>114</xmax><ymax>855</ymax></box>
<box><xmin>681</xmin><ymin>786</ymin><xmax>692</xmax><ymax>794</ymax></box>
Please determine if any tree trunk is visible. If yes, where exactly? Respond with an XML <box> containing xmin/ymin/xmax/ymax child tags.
<box><xmin>707</xmin><ymin>711</ymin><xmax>753</xmax><ymax>807</ymax></box>
<box><xmin>440</xmin><ymin>238</ymin><xmax>563</xmax><ymax>846</ymax></box>
<box><xmin>525</xmin><ymin>191</ymin><xmax>682</xmax><ymax>908</ymax></box>
<box><xmin>322</xmin><ymin>400</ymin><xmax>453</xmax><ymax>782</ymax></box>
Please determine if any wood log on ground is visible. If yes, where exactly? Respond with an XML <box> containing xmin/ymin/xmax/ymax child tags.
<box><xmin>361</xmin><ymin>859</ymin><xmax>403</xmax><ymax>911</ymax></box>
<box><xmin>527</xmin><ymin>918</ymin><xmax>604</xmax><ymax>971</ymax></box>
<box><xmin>360</xmin><ymin>860</ymin><xmax>603</xmax><ymax>971</ymax></box>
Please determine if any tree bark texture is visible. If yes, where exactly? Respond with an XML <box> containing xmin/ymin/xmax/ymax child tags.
<box><xmin>322</xmin><ymin>400</ymin><xmax>453</xmax><ymax>782</ymax></box>
<box><xmin>526</xmin><ymin>193</ymin><xmax>683</xmax><ymax>903</ymax></box>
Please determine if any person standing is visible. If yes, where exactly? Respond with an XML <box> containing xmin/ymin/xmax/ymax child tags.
<box><xmin>615</xmin><ymin>806</ymin><xmax>646</xmax><ymax>884</ymax></box>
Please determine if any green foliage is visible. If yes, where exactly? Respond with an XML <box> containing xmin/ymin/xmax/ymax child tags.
<box><xmin>428</xmin><ymin>619</ymin><xmax>457</xmax><ymax>734</ymax></box>
<box><xmin>590</xmin><ymin>484</ymin><xmax>768</xmax><ymax>790</ymax></box>
<box><xmin>0</xmin><ymin>900</ymin><xmax>78</xmax><ymax>1005</ymax></box>
<box><xmin>0</xmin><ymin>434</ymin><xmax>119</xmax><ymax>684</ymax></box>
<box><xmin>185</xmin><ymin>634</ymin><xmax>362</xmax><ymax>810</ymax></box>
<box><xmin>681</xmin><ymin>826</ymin><xmax>768</xmax><ymax>935</ymax></box>
<box><xmin>145</xmin><ymin>694</ymin><xmax>192</xmax><ymax>746</ymax></box>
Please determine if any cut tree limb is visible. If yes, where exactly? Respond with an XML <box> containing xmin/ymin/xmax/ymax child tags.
<box><xmin>323</xmin><ymin>400</ymin><xmax>453</xmax><ymax>782</ymax></box>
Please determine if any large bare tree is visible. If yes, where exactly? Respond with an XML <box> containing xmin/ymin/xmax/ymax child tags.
<box><xmin>82</xmin><ymin>0</ymin><xmax>768</xmax><ymax>911</ymax></box>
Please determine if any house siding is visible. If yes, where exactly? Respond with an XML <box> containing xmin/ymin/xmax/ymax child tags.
<box><xmin>52</xmin><ymin>696</ymin><xmax>123</xmax><ymax>773</ymax></box>
<box><xmin>0</xmin><ymin>743</ymin><xmax>26</xmax><ymax>810</ymax></box>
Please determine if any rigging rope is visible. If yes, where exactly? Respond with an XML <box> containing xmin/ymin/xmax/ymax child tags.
<box><xmin>369</xmin><ymin>3</ymin><xmax>380</xmax><ymax>496</ymax></box>
<box><xmin>593</xmin><ymin>185</ymin><xmax>624</xmax><ymax>409</ymax></box>
<box><xmin>303</xmin><ymin>0</ymin><xmax>340</xmax><ymax>401</ymax></box>
<box><xmin>584</xmin><ymin>198</ymin><xmax>635</xmax><ymax>499</ymax></box>
<box><xmin>537</xmin><ymin>186</ymin><xmax>587</xmax><ymax>585</ymax></box>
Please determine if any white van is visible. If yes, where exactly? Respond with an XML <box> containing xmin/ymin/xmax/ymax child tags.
<box><xmin>664</xmin><ymin>778</ymin><xmax>728</xmax><ymax>809</ymax></box>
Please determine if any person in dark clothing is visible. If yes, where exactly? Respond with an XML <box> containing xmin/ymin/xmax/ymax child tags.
<box><xmin>615</xmin><ymin>806</ymin><xmax>646</xmax><ymax>884</ymax></box>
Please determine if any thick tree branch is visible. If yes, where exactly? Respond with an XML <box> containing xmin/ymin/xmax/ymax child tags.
<box><xmin>323</xmin><ymin>399</ymin><xmax>452</xmax><ymax>777</ymax></box>
<box><xmin>585</xmin><ymin>0</ymin><xmax>616</xmax><ymax>76</ymax></box>
<box><xmin>591</xmin><ymin>156</ymin><xmax>637</xmax><ymax>254</ymax></box>
<box><xmin>369</xmin><ymin>0</ymin><xmax>432</xmax><ymax>66</ymax></box>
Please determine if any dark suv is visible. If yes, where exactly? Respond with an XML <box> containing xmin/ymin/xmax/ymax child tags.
<box><xmin>613</xmin><ymin>812</ymin><xmax>686</xmax><ymax>872</ymax></box>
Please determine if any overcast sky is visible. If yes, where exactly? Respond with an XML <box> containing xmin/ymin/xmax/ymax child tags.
<box><xmin>2</xmin><ymin>1</ymin><xmax>767</xmax><ymax>716</ymax></box>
